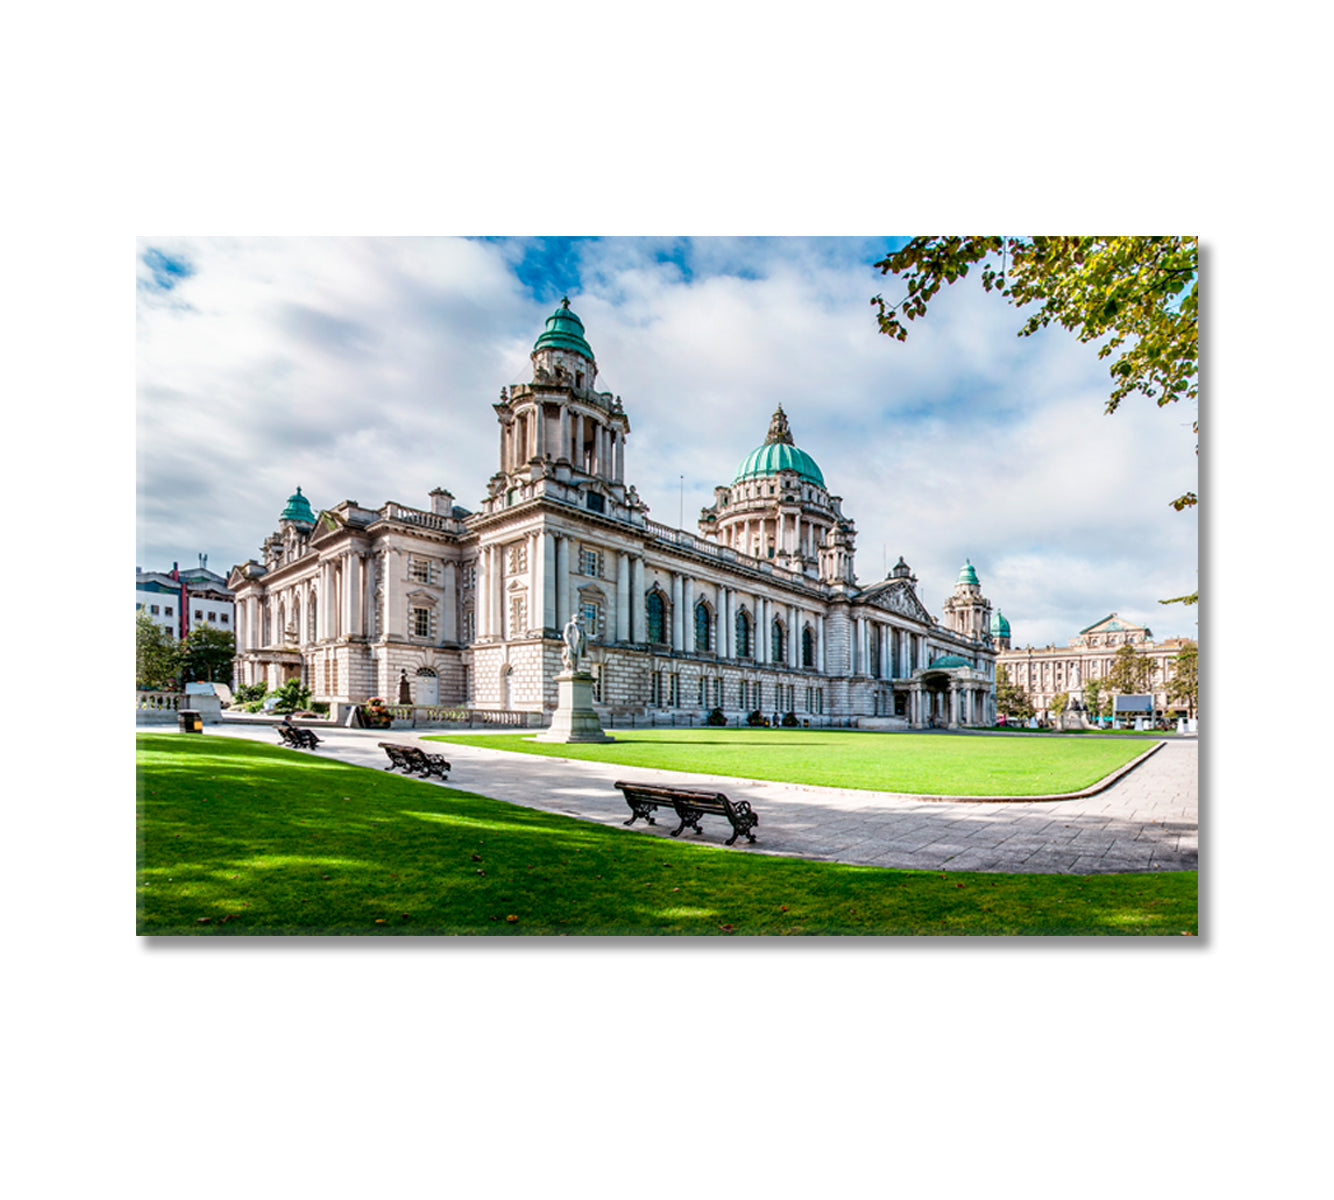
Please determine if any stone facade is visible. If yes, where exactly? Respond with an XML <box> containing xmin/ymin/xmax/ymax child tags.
<box><xmin>229</xmin><ymin>299</ymin><xmax>999</xmax><ymax>728</ymax></box>
<box><xmin>997</xmin><ymin>612</ymin><xmax>1196</xmax><ymax>721</ymax></box>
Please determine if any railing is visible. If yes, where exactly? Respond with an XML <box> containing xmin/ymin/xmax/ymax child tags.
<box><xmin>380</xmin><ymin>705</ymin><xmax>543</xmax><ymax>728</ymax></box>
<box><xmin>137</xmin><ymin>691</ymin><xmax>183</xmax><ymax>711</ymax></box>
<box><xmin>641</xmin><ymin>520</ymin><xmax>808</xmax><ymax>585</ymax></box>
<box><xmin>378</xmin><ymin>502</ymin><xmax>455</xmax><ymax>532</ymax></box>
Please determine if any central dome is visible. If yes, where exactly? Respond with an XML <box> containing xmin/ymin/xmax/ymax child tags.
<box><xmin>732</xmin><ymin>405</ymin><xmax>826</xmax><ymax>487</ymax></box>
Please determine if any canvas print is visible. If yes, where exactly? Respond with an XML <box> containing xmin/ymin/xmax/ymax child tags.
<box><xmin>136</xmin><ymin>236</ymin><xmax>1199</xmax><ymax>935</ymax></box>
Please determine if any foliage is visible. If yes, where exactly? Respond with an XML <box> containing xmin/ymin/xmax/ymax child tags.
<box><xmin>746</xmin><ymin>710</ymin><xmax>768</xmax><ymax>727</ymax></box>
<box><xmin>179</xmin><ymin>623</ymin><xmax>236</xmax><ymax>683</ymax></box>
<box><xmin>233</xmin><ymin>682</ymin><xmax>267</xmax><ymax>704</ymax></box>
<box><xmin>137</xmin><ymin>733</ymin><xmax>1197</xmax><ymax>935</ymax></box>
<box><xmin>994</xmin><ymin>663</ymin><xmax>1035</xmax><ymax>721</ymax></box>
<box><xmin>1082</xmin><ymin>678</ymin><xmax>1107</xmax><ymax>720</ymax></box>
<box><xmin>705</xmin><ymin>707</ymin><xmax>728</xmax><ymax>726</ymax></box>
<box><xmin>429</xmin><ymin>728</ymin><xmax>1150</xmax><ymax>798</ymax></box>
<box><xmin>1050</xmin><ymin>692</ymin><xmax>1069</xmax><ymax>718</ymax></box>
<box><xmin>781</xmin><ymin>711</ymin><xmax>800</xmax><ymax>727</ymax></box>
<box><xmin>872</xmin><ymin>236</ymin><xmax>1198</xmax><ymax>513</ymax></box>
<box><xmin>269</xmin><ymin>678</ymin><xmax>312</xmax><ymax>713</ymax></box>
<box><xmin>1104</xmin><ymin>643</ymin><xmax>1154</xmax><ymax>697</ymax></box>
<box><xmin>136</xmin><ymin>611</ymin><xmax>181</xmax><ymax>689</ymax></box>
<box><xmin>1169</xmin><ymin>642</ymin><xmax>1199</xmax><ymax>716</ymax></box>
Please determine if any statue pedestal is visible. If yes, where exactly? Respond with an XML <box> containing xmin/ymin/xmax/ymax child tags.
<box><xmin>536</xmin><ymin>671</ymin><xmax>615</xmax><ymax>743</ymax></box>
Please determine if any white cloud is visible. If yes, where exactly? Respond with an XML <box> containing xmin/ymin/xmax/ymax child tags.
<box><xmin>136</xmin><ymin>236</ymin><xmax>1198</xmax><ymax>643</ymax></box>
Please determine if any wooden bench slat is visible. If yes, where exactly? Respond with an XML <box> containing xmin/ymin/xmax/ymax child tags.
<box><xmin>614</xmin><ymin>780</ymin><xmax>757</xmax><ymax>846</ymax></box>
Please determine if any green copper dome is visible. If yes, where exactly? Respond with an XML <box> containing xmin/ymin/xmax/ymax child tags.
<box><xmin>957</xmin><ymin>559</ymin><xmax>980</xmax><ymax>586</ymax></box>
<box><xmin>533</xmin><ymin>297</ymin><xmax>595</xmax><ymax>361</ymax></box>
<box><xmin>281</xmin><ymin>486</ymin><xmax>315</xmax><ymax>524</ymax></box>
<box><xmin>990</xmin><ymin>609</ymin><xmax>1010</xmax><ymax>637</ymax></box>
<box><xmin>928</xmin><ymin>654</ymin><xmax>971</xmax><ymax>670</ymax></box>
<box><xmin>732</xmin><ymin>405</ymin><xmax>826</xmax><ymax>487</ymax></box>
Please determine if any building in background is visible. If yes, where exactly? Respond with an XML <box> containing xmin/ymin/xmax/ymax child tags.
<box><xmin>229</xmin><ymin>300</ymin><xmax>999</xmax><ymax>727</ymax></box>
<box><xmin>997</xmin><ymin>612</ymin><xmax>1196</xmax><ymax>721</ymax></box>
<box><xmin>136</xmin><ymin>558</ymin><xmax>235</xmax><ymax>641</ymax></box>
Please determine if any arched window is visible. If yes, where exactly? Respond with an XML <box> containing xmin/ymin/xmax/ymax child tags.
<box><xmin>694</xmin><ymin>601</ymin><xmax>711</xmax><ymax>652</ymax></box>
<box><xmin>771</xmin><ymin>619</ymin><xmax>785</xmax><ymax>664</ymax></box>
<box><xmin>735</xmin><ymin>609</ymin><xmax>751</xmax><ymax>658</ymax></box>
<box><xmin>308</xmin><ymin>592</ymin><xmax>318</xmax><ymax>641</ymax></box>
<box><xmin>802</xmin><ymin>625</ymin><xmax>815</xmax><ymax>668</ymax></box>
<box><xmin>646</xmin><ymin>591</ymin><xmax>666</xmax><ymax>644</ymax></box>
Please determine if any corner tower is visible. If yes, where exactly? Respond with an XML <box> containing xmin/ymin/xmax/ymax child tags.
<box><xmin>942</xmin><ymin>558</ymin><xmax>993</xmax><ymax>642</ymax></box>
<box><xmin>481</xmin><ymin>298</ymin><xmax>641</xmax><ymax>521</ymax></box>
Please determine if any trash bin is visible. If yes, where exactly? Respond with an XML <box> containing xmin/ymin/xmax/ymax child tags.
<box><xmin>178</xmin><ymin>710</ymin><xmax>203</xmax><ymax>733</ymax></box>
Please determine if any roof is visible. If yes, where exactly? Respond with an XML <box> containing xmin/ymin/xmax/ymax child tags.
<box><xmin>927</xmin><ymin>654</ymin><xmax>972</xmax><ymax>670</ymax></box>
<box><xmin>281</xmin><ymin>486</ymin><xmax>316</xmax><ymax>524</ymax></box>
<box><xmin>990</xmin><ymin>609</ymin><xmax>1010</xmax><ymax>636</ymax></box>
<box><xmin>533</xmin><ymin>297</ymin><xmax>595</xmax><ymax>360</ymax></box>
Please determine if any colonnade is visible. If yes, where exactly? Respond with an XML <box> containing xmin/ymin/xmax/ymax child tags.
<box><xmin>501</xmin><ymin>402</ymin><xmax>627</xmax><ymax>485</ymax></box>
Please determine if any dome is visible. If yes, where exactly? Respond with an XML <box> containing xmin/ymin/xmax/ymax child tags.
<box><xmin>732</xmin><ymin>405</ymin><xmax>826</xmax><ymax>487</ymax></box>
<box><xmin>990</xmin><ymin>609</ymin><xmax>1010</xmax><ymax>638</ymax></box>
<box><xmin>533</xmin><ymin>297</ymin><xmax>594</xmax><ymax>361</ymax></box>
<box><xmin>928</xmin><ymin>654</ymin><xmax>971</xmax><ymax>670</ymax></box>
<box><xmin>280</xmin><ymin>486</ymin><xmax>315</xmax><ymax>524</ymax></box>
<box><xmin>957</xmin><ymin>559</ymin><xmax>980</xmax><ymax>586</ymax></box>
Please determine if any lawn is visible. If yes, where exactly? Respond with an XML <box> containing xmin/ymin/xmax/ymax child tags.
<box><xmin>424</xmin><ymin>728</ymin><xmax>1153</xmax><ymax>796</ymax></box>
<box><xmin>137</xmin><ymin>733</ymin><xmax>1196</xmax><ymax>936</ymax></box>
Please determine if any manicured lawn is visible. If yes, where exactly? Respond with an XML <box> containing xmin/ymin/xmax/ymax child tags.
<box><xmin>137</xmin><ymin>733</ymin><xmax>1196</xmax><ymax>936</ymax></box>
<box><xmin>424</xmin><ymin>728</ymin><xmax>1153</xmax><ymax>796</ymax></box>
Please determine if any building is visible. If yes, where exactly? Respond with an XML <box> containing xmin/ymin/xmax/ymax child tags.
<box><xmin>996</xmin><ymin>612</ymin><xmax>1196</xmax><ymax>721</ymax></box>
<box><xmin>228</xmin><ymin>299</ymin><xmax>999</xmax><ymax>727</ymax></box>
<box><xmin>136</xmin><ymin>558</ymin><xmax>235</xmax><ymax>641</ymax></box>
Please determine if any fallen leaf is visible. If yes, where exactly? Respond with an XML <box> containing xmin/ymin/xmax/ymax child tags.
<box><xmin>506</xmin><ymin>914</ymin><xmax>519</xmax><ymax>923</ymax></box>
<box><xmin>779</xmin><ymin>905</ymin><xmax>788</xmax><ymax>912</ymax></box>
<box><xmin>197</xmin><ymin>917</ymin><xmax>211</xmax><ymax>924</ymax></box>
<box><xmin>375</xmin><ymin>919</ymin><xmax>386</xmax><ymax>924</ymax></box>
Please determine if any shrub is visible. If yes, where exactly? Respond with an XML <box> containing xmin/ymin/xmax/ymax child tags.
<box><xmin>269</xmin><ymin>678</ymin><xmax>312</xmax><ymax>713</ymax></box>
<box><xmin>746</xmin><ymin>710</ymin><xmax>768</xmax><ymax>727</ymax></box>
<box><xmin>234</xmin><ymin>682</ymin><xmax>268</xmax><ymax>704</ymax></box>
<box><xmin>705</xmin><ymin>707</ymin><xmax>727</xmax><ymax>726</ymax></box>
<box><xmin>781</xmin><ymin>711</ymin><xmax>799</xmax><ymax>727</ymax></box>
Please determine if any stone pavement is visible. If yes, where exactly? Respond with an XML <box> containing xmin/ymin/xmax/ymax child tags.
<box><xmin>210</xmin><ymin>722</ymin><xmax>1198</xmax><ymax>874</ymax></box>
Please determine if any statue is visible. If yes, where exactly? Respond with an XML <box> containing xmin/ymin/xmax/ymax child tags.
<box><xmin>560</xmin><ymin>614</ymin><xmax>587</xmax><ymax>673</ymax></box>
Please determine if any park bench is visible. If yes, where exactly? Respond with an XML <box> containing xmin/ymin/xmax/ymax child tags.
<box><xmin>614</xmin><ymin>780</ymin><xmax>759</xmax><ymax>847</ymax></box>
<box><xmin>277</xmin><ymin>724</ymin><xmax>322</xmax><ymax>749</ymax></box>
<box><xmin>379</xmin><ymin>742</ymin><xmax>451</xmax><ymax>780</ymax></box>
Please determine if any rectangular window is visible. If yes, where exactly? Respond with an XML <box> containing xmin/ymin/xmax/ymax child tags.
<box><xmin>165</xmin><ymin>606</ymin><xmax>173</xmax><ymax>616</ymax></box>
<box><xmin>410</xmin><ymin>558</ymin><xmax>432</xmax><ymax>583</ymax></box>
<box><xmin>669</xmin><ymin>673</ymin><xmax>680</xmax><ymax>707</ymax></box>
<box><xmin>220</xmin><ymin>614</ymin><xmax>229</xmax><ymax>624</ymax></box>
<box><xmin>580</xmin><ymin>547</ymin><xmax>602</xmax><ymax>577</ymax></box>
<box><xmin>713</xmin><ymin>678</ymin><xmax>721</xmax><ymax>707</ymax></box>
<box><xmin>507</xmin><ymin>544</ymin><xmax>527</xmax><ymax>574</ymax></box>
<box><xmin>581</xmin><ymin>601</ymin><xmax>601</xmax><ymax>638</ymax></box>
<box><xmin>150</xmin><ymin>605</ymin><xmax>159</xmax><ymax>614</ymax></box>
<box><xmin>413</xmin><ymin>607</ymin><xmax>432</xmax><ymax>637</ymax></box>
<box><xmin>650</xmin><ymin>671</ymin><xmax>662</xmax><ymax>707</ymax></box>
<box><xmin>698</xmin><ymin>677</ymin><xmax>707</xmax><ymax>706</ymax></box>
<box><xmin>464</xmin><ymin>611</ymin><xmax>476</xmax><ymax>643</ymax></box>
<box><xmin>510</xmin><ymin>596</ymin><xmax>527</xmax><ymax>638</ymax></box>
<box><xmin>207</xmin><ymin>612</ymin><xmax>216</xmax><ymax>622</ymax></box>
<box><xmin>195</xmin><ymin>611</ymin><xmax>203</xmax><ymax>620</ymax></box>
<box><xmin>591</xmin><ymin>664</ymin><xmax>603</xmax><ymax>703</ymax></box>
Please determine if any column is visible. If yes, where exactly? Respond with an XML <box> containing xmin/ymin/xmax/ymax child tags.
<box><xmin>879</xmin><ymin>623</ymin><xmax>890</xmax><ymax>679</ymax></box>
<box><xmin>721</xmin><ymin>587</ymin><xmax>732</xmax><ymax>658</ymax></box>
<box><xmin>555</xmin><ymin>535</ymin><xmax>570</xmax><ymax>626</ymax></box>
<box><xmin>630</xmin><ymin>555</ymin><xmax>644</xmax><ymax>643</ymax></box>
<box><xmin>671</xmin><ymin>573</ymin><xmax>684</xmax><ymax>650</ymax></box>
<box><xmin>382</xmin><ymin>548</ymin><xmax>402</xmax><ymax>639</ymax></box>
<box><xmin>789</xmin><ymin>604</ymin><xmax>799</xmax><ymax>668</ymax></box>
<box><xmin>949</xmin><ymin>683</ymin><xmax>959</xmax><ymax>728</ymax></box>
<box><xmin>614</xmin><ymin>430</ymin><xmax>625</xmax><ymax>483</ymax></box>
<box><xmin>476</xmin><ymin>546</ymin><xmax>490</xmax><ymax>638</ymax></box>
<box><xmin>541</xmin><ymin>533</ymin><xmax>556</xmax><ymax>633</ymax></box>
<box><xmin>617</xmin><ymin>551</ymin><xmax>630</xmax><ymax>642</ymax></box>
<box><xmin>817</xmin><ymin>614</ymin><xmax>825</xmax><ymax>674</ymax></box>
<box><xmin>534</xmin><ymin>404</ymin><xmax>546</xmax><ymax>458</ymax></box>
<box><xmin>682</xmin><ymin>576</ymin><xmax>694</xmax><ymax>650</ymax></box>
<box><xmin>489</xmin><ymin>541</ymin><xmax>503</xmax><ymax>639</ymax></box>
<box><xmin>559</xmin><ymin>407</ymin><xmax>571</xmax><ymax>462</ymax></box>
<box><xmin>443</xmin><ymin>562</ymin><xmax>458</xmax><ymax>642</ymax></box>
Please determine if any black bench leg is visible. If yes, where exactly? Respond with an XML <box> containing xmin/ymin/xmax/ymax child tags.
<box><xmin>623</xmin><ymin>800</ymin><xmax>657</xmax><ymax>827</ymax></box>
<box><xmin>670</xmin><ymin>804</ymin><xmax>703</xmax><ymax>838</ymax></box>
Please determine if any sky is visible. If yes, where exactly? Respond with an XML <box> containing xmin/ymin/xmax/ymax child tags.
<box><xmin>137</xmin><ymin>236</ymin><xmax>1199</xmax><ymax>647</ymax></box>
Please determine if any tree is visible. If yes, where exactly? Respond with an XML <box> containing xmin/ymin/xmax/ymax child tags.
<box><xmin>1082</xmin><ymin>677</ymin><xmax>1106</xmax><ymax>720</ymax></box>
<box><xmin>871</xmin><ymin>236</ymin><xmax>1198</xmax><ymax>514</ymax></box>
<box><xmin>994</xmin><ymin>663</ymin><xmax>1034</xmax><ymax>721</ymax></box>
<box><xmin>180</xmin><ymin>623</ymin><xmax>236</xmax><ymax>684</ymax></box>
<box><xmin>1104</xmin><ymin>643</ymin><xmax>1154</xmax><ymax>698</ymax></box>
<box><xmin>136</xmin><ymin>611</ymin><xmax>182</xmax><ymax>689</ymax></box>
<box><xmin>1169</xmin><ymin>642</ymin><xmax>1198</xmax><ymax>718</ymax></box>
<box><xmin>1050</xmin><ymin>691</ymin><xmax>1069</xmax><ymax>719</ymax></box>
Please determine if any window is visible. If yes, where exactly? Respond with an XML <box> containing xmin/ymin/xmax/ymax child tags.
<box><xmin>753</xmin><ymin>682</ymin><xmax>762</xmax><ymax>711</ymax></box>
<box><xmin>208</xmin><ymin>612</ymin><xmax>217</xmax><ymax>622</ymax></box>
<box><xmin>580</xmin><ymin>547</ymin><xmax>602</xmax><ymax>577</ymax></box>
<box><xmin>464</xmin><ymin>564</ymin><xmax>477</xmax><ymax>589</ymax></box>
<box><xmin>669</xmin><ymin>673</ymin><xmax>680</xmax><ymax>707</ymax></box>
<box><xmin>694</xmin><ymin>602</ymin><xmax>711</xmax><ymax>652</ymax></box>
<box><xmin>410</xmin><ymin>557</ymin><xmax>432</xmax><ymax>583</ymax></box>
<box><xmin>464</xmin><ymin>610</ymin><xmax>476</xmax><ymax>643</ymax></box>
<box><xmin>150</xmin><ymin>605</ymin><xmax>159</xmax><ymax>615</ymax></box>
<box><xmin>507</xmin><ymin>545</ymin><xmax>527</xmax><ymax>574</ymax></box>
<box><xmin>698</xmin><ymin>677</ymin><xmax>707</xmax><ymax>706</ymax></box>
<box><xmin>585</xmin><ymin>492</ymin><xmax>605</xmax><ymax>514</ymax></box>
<box><xmin>509</xmin><ymin>596</ymin><xmax>527</xmax><ymax>638</ymax></box>
<box><xmin>413</xmin><ymin>607</ymin><xmax>432</xmax><ymax>637</ymax></box>
<box><xmin>646</xmin><ymin>591</ymin><xmax>666</xmax><ymax>643</ymax></box>
<box><xmin>802</xmin><ymin>626</ymin><xmax>814</xmax><ymax>668</ymax></box>
<box><xmin>195</xmin><ymin>610</ymin><xmax>203</xmax><ymax>620</ymax></box>
<box><xmin>581</xmin><ymin>600</ymin><xmax>602</xmax><ymax>638</ymax></box>
<box><xmin>165</xmin><ymin>606</ymin><xmax>173</xmax><ymax>617</ymax></box>
<box><xmin>591</xmin><ymin>664</ymin><xmax>603</xmax><ymax>703</ymax></box>
<box><xmin>735</xmin><ymin>610</ymin><xmax>751</xmax><ymax>657</ymax></box>
<box><xmin>136</xmin><ymin>603</ymin><xmax>144</xmax><ymax>611</ymax></box>
<box><xmin>712</xmin><ymin>677</ymin><xmax>722</xmax><ymax>707</ymax></box>
<box><xmin>771</xmin><ymin>620</ymin><xmax>785</xmax><ymax>664</ymax></box>
<box><xmin>738</xmin><ymin>680</ymin><xmax>748</xmax><ymax>709</ymax></box>
<box><xmin>650</xmin><ymin>671</ymin><xmax>663</xmax><ymax>707</ymax></box>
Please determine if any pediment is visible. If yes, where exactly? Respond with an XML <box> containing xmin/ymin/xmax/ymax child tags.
<box><xmin>861</xmin><ymin>579</ymin><xmax>932</xmax><ymax>624</ymax></box>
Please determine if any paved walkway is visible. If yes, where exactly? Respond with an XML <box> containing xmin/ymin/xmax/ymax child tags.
<box><xmin>211</xmin><ymin>723</ymin><xmax>1198</xmax><ymax>874</ymax></box>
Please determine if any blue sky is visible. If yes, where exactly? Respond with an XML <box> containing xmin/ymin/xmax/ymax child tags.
<box><xmin>136</xmin><ymin>236</ymin><xmax>1198</xmax><ymax>646</ymax></box>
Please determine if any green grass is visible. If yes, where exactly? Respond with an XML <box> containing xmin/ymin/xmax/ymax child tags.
<box><xmin>424</xmin><ymin>728</ymin><xmax>1153</xmax><ymax>796</ymax></box>
<box><xmin>137</xmin><ymin>733</ymin><xmax>1196</xmax><ymax>936</ymax></box>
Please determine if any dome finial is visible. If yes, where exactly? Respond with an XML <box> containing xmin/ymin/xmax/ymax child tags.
<box><xmin>765</xmin><ymin>405</ymin><xmax>794</xmax><ymax>446</ymax></box>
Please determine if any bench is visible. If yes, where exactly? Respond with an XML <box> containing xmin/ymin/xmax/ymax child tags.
<box><xmin>379</xmin><ymin>742</ymin><xmax>450</xmax><ymax>780</ymax></box>
<box><xmin>614</xmin><ymin>780</ymin><xmax>758</xmax><ymax>846</ymax></box>
<box><xmin>277</xmin><ymin>724</ymin><xmax>322</xmax><ymax>749</ymax></box>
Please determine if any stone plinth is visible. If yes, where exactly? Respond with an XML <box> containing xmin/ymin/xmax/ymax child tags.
<box><xmin>535</xmin><ymin>671</ymin><xmax>615</xmax><ymax>743</ymax></box>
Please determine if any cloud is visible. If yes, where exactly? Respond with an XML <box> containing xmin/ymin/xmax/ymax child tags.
<box><xmin>135</xmin><ymin>236</ymin><xmax>1199</xmax><ymax>645</ymax></box>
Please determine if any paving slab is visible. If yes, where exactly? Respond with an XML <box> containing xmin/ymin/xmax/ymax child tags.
<box><xmin>195</xmin><ymin>723</ymin><xmax>1198</xmax><ymax>875</ymax></box>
